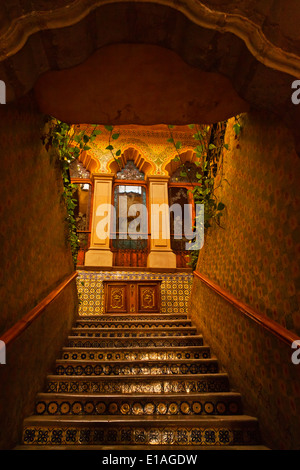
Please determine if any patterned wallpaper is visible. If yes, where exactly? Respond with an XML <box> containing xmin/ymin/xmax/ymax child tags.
<box><xmin>0</xmin><ymin>98</ymin><xmax>78</xmax><ymax>450</ymax></box>
<box><xmin>189</xmin><ymin>111</ymin><xmax>300</xmax><ymax>450</ymax></box>
<box><xmin>189</xmin><ymin>279</ymin><xmax>300</xmax><ymax>450</ymax></box>
<box><xmin>197</xmin><ymin>112</ymin><xmax>300</xmax><ymax>336</ymax></box>
<box><xmin>0</xmin><ymin>99</ymin><xmax>75</xmax><ymax>335</ymax></box>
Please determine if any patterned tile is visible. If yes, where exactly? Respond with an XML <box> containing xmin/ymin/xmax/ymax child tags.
<box><xmin>76</xmin><ymin>271</ymin><xmax>193</xmax><ymax>315</ymax></box>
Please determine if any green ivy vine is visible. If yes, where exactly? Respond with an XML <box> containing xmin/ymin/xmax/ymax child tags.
<box><xmin>42</xmin><ymin>119</ymin><xmax>122</xmax><ymax>267</ymax></box>
<box><xmin>42</xmin><ymin>118</ymin><xmax>102</xmax><ymax>266</ymax></box>
<box><xmin>167</xmin><ymin>122</ymin><xmax>230</xmax><ymax>270</ymax></box>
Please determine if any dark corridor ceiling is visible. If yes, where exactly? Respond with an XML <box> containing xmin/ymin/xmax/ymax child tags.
<box><xmin>0</xmin><ymin>1</ymin><xmax>299</xmax><ymax>151</ymax></box>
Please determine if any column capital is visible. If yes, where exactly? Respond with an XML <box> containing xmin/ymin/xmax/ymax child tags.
<box><xmin>91</xmin><ymin>172</ymin><xmax>115</xmax><ymax>182</ymax></box>
<box><xmin>146</xmin><ymin>174</ymin><xmax>170</xmax><ymax>183</ymax></box>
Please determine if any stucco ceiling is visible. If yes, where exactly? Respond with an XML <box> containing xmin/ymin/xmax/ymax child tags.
<box><xmin>0</xmin><ymin>0</ymin><xmax>299</xmax><ymax>150</ymax></box>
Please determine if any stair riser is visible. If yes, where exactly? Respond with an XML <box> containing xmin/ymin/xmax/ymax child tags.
<box><xmin>75</xmin><ymin>322</ymin><xmax>192</xmax><ymax>328</ymax></box>
<box><xmin>46</xmin><ymin>376</ymin><xmax>229</xmax><ymax>394</ymax></box>
<box><xmin>54</xmin><ymin>362</ymin><xmax>219</xmax><ymax>376</ymax></box>
<box><xmin>61</xmin><ymin>348</ymin><xmax>211</xmax><ymax>361</ymax></box>
<box><xmin>71</xmin><ymin>329</ymin><xmax>197</xmax><ymax>338</ymax></box>
<box><xmin>67</xmin><ymin>337</ymin><xmax>203</xmax><ymax>348</ymax></box>
<box><xmin>22</xmin><ymin>423</ymin><xmax>260</xmax><ymax>446</ymax></box>
<box><xmin>80</xmin><ymin>315</ymin><xmax>189</xmax><ymax>321</ymax></box>
<box><xmin>35</xmin><ymin>397</ymin><xmax>242</xmax><ymax>417</ymax></box>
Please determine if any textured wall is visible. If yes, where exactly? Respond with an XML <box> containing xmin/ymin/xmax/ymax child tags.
<box><xmin>0</xmin><ymin>97</ymin><xmax>75</xmax><ymax>335</ymax></box>
<box><xmin>0</xmin><ymin>96</ymin><xmax>78</xmax><ymax>449</ymax></box>
<box><xmin>0</xmin><ymin>282</ymin><xmax>78</xmax><ymax>450</ymax></box>
<box><xmin>189</xmin><ymin>111</ymin><xmax>300</xmax><ymax>450</ymax></box>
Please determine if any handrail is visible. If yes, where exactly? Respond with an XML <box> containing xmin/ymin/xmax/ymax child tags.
<box><xmin>193</xmin><ymin>270</ymin><xmax>300</xmax><ymax>346</ymax></box>
<box><xmin>0</xmin><ymin>272</ymin><xmax>78</xmax><ymax>348</ymax></box>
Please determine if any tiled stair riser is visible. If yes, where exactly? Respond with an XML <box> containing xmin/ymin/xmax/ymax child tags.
<box><xmin>19</xmin><ymin>271</ymin><xmax>264</xmax><ymax>449</ymax></box>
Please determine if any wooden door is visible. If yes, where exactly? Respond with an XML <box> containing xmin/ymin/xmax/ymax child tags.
<box><xmin>103</xmin><ymin>281</ymin><xmax>161</xmax><ymax>313</ymax></box>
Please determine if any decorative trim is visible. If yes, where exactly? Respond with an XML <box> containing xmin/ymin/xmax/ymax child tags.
<box><xmin>61</xmin><ymin>346</ymin><xmax>211</xmax><ymax>360</ymax></box>
<box><xmin>0</xmin><ymin>272</ymin><xmax>77</xmax><ymax>347</ymax></box>
<box><xmin>46</xmin><ymin>374</ymin><xmax>229</xmax><ymax>394</ymax></box>
<box><xmin>193</xmin><ymin>271</ymin><xmax>300</xmax><ymax>346</ymax></box>
<box><xmin>54</xmin><ymin>358</ymin><xmax>218</xmax><ymax>376</ymax></box>
<box><xmin>0</xmin><ymin>0</ymin><xmax>299</xmax><ymax>78</ymax></box>
<box><xmin>22</xmin><ymin>422</ymin><xmax>259</xmax><ymax>446</ymax></box>
<box><xmin>34</xmin><ymin>394</ymin><xmax>241</xmax><ymax>416</ymax></box>
<box><xmin>67</xmin><ymin>335</ymin><xmax>203</xmax><ymax>348</ymax></box>
<box><xmin>75</xmin><ymin>319</ymin><xmax>191</xmax><ymax>328</ymax></box>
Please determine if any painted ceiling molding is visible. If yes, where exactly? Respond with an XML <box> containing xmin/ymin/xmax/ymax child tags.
<box><xmin>73</xmin><ymin>124</ymin><xmax>200</xmax><ymax>176</ymax></box>
<box><xmin>1</xmin><ymin>0</ymin><xmax>299</xmax><ymax>78</ymax></box>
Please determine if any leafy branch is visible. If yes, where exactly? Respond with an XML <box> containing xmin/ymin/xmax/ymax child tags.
<box><xmin>42</xmin><ymin>118</ymin><xmax>102</xmax><ymax>266</ymax></box>
<box><xmin>167</xmin><ymin>122</ymin><xmax>229</xmax><ymax>269</ymax></box>
<box><xmin>104</xmin><ymin>125</ymin><xmax>122</xmax><ymax>171</ymax></box>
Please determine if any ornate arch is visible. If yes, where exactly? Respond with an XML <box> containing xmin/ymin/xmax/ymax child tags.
<box><xmin>162</xmin><ymin>149</ymin><xmax>198</xmax><ymax>177</ymax></box>
<box><xmin>1</xmin><ymin>0</ymin><xmax>299</xmax><ymax>78</ymax></box>
<box><xmin>78</xmin><ymin>151</ymin><xmax>100</xmax><ymax>174</ymax></box>
<box><xmin>107</xmin><ymin>146</ymin><xmax>155</xmax><ymax>176</ymax></box>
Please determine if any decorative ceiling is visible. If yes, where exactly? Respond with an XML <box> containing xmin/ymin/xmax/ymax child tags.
<box><xmin>0</xmin><ymin>0</ymin><xmax>299</xmax><ymax>151</ymax></box>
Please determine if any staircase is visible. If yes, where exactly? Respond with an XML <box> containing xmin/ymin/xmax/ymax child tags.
<box><xmin>18</xmin><ymin>312</ymin><xmax>267</xmax><ymax>449</ymax></box>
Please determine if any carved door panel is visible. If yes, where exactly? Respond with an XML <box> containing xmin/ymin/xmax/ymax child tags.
<box><xmin>136</xmin><ymin>283</ymin><xmax>160</xmax><ymax>313</ymax></box>
<box><xmin>104</xmin><ymin>281</ymin><xmax>161</xmax><ymax>313</ymax></box>
<box><xmin>105</xmin><ymin>283</ymin><xmax>128</xmax><ymax>313</ymax></box>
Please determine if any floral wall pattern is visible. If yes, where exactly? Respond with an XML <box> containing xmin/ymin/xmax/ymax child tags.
<box><xmin>0</xmin><ymin>97</ymin><xmax>78</xmax><ymax>450</ymax></box>
<box><xmin>189</xmin><ymin>111</ymin><xmax>300</xmax><ymax>450</ymax></box>
<box><xmin>0</xmin><ymin>98</ymin><xmax>75</xmax><ymax>334</ymax></box>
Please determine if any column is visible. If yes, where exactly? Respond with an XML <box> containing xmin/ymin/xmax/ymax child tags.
<box><xmin>85</xmin><ymin>173</ymin><xmax>114</xmax><ymax>267</ymax></box>
<box><xmin>147</xmin><ymin>175</ymin><xmax>177</xmax><ymax>269</ymax></box>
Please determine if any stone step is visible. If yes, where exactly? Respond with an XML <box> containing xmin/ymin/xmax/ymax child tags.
<box><xmin>22</xmin><ymin>415</ymin><xmax>261</xmax><ymax>446</ymax></box>
<box><xmin>78</xmin><ymin>314</ymin><xmax>189</xmax><ymax>321</ymax></box>
<box><xmin>34</xmin><ymin>392</ymin><xmax>243</xmax><ymax>417</ymax></box>
<box><xmin>74</xmin><ymin>319</ymin><xmax>193</xmax><ymax>329</ymax></box>
<box><xmin>70</xmin><ymin>327</ymin><xmax>198</xmax><ymax>337</ymax></box>
<box><xmin>15</xmin><ymin>444</ymin><xmax>270</xmax><ymax>450</ymax></box>
<box><xmin>46</xmin><ymin>373</ymin><xmax>230</xmax><ymax>394</ymax></box>
<box><xmin>54</xmin><ymin>358</ymin><xmax>219</xmax><ymax>376</ymax></box>
<box><xmin>61</xmin><ymin>345</ymin><xmax>211</xmax><ymax>361</ymax></box>
<box><xmin>67</xmin><ymin>334</ymin><xmax>204</xmax><ymax>348</ymax></box>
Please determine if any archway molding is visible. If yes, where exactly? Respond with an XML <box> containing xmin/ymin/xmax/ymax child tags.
<box><xmin>163</xmin><ymin>149</ymin><xmax>197</xmax><ymax>176</ymax></box>
<box><xmin>107</xmin><ymin>146</ymin><xmax>156</xmax><ymax>177</ymax></box>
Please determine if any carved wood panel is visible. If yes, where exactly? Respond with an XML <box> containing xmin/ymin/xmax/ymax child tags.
<box><xmin>104</xmin><ymin>281</ymin><xmax>161</xmax><ymax>314</ymax></box>
<box><xmin>105</xmin><ymin>283</ymin><xmax>128</xmax><ymax>313</ymax></box>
